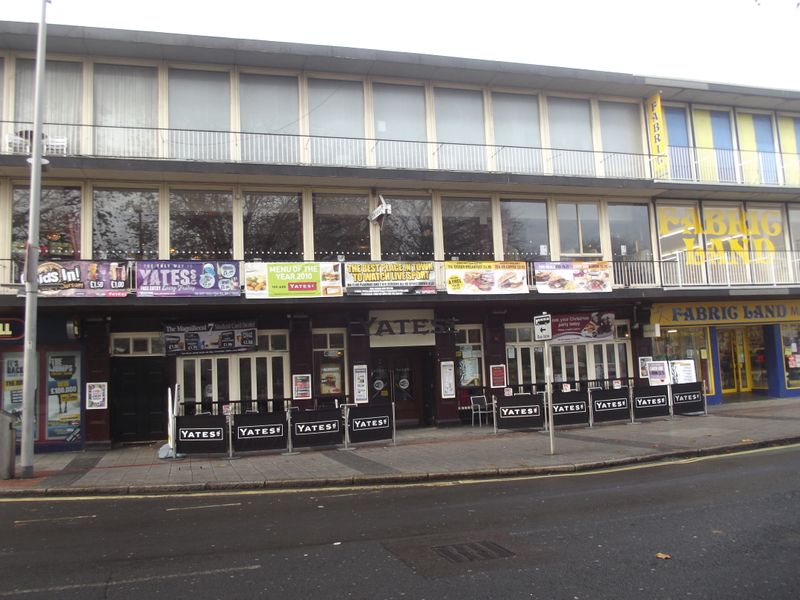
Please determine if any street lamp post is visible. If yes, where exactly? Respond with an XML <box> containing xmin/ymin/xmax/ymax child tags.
<box><xmin>20</xmin><ymin>0</ymin><xmax>51</xmax><ymax>478</ymax></box>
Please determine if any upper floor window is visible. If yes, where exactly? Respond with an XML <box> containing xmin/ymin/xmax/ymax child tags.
<box><xmin>692</xmin><ymin>108</ymin><xmax>736</xmax><ymax>183</ymax></box>
<box><xmin>547</xmin><ymin>97</ymin><xmax>594</xmax><ymax>176</ymax></box>
<box><xmin>599</xmin><ymin>101</ymin><xmax>643</xmax><ymax>177</ymax></box>
<box><xmin>434</xmin><ymin>88</ymin><xmax>485</xmax><ymax>170</ymax></box>
<box><xmin>243</xmin><ymin>191</ymin><xmax>303</xmax><ymax>261</ymax></box>
<box><xmin>93</xmin><ymin>188</ymin><xmax>159</xmax><ymax>260</ymax></box>
<box><xmin>168</xmin><ymin>69</ymin><xmax>230</xmax><ymax>160</ymax></box>
<box><xmin>308</xmin><ymin>79</ymin><xmax>365</xmax><ymax>166</ymax></box>
<box><xmin>441</xmin><ymin>197</ymin><xmax>493</xmax><ymax>260</ymax></box>
<box><xmin>778</xmin><ymin>116</ymin><xmax>800</xmax><ymax>186</ymax></box>
<box><xmin>736</xmin><ymin>113</ymin><xmax>778</xmax><ymax>185</ymax></box>
<box><xmin>500</xmin><ymin>199</ymin><xmax>548</xmax><ymax>260</ymax></box>
<box><xmin>240</xmin><ymin>74</ymin><xmax>299</xmax><ymax>163</ymax></box>
<box><xmin>492</xmin><ymin>92</ymin><xmax>541</xmax><ymax>173</ymax></box>
<box><xmin>379</xmin><ymin>196</ymin><xmax>434</xmax><ymax>261</ymax></box>
<box><xmin>169</xmin><ymin>190</ymin><xmax>233</xmax><ymax>260</ymax></box>
<box><xmin>373</xmin><ymin>83</ymin><xmax>427</xmax><ymax>169</ymax></box>
<box><xmin>557</xmin><ymin>202</ymin><xmax>600</xmax><ymax>255</ymax></box>
<box><xmin>312</xmin><ymin>193</ymin><xmax>370</xmax><ymax>261</ymax></box>
<box><xmin>607</xmin><ymin>203</ymin><xmax>652</xmax><ymax>260</ymax></box>
<box><xmin>665</xmin><ymin>106</ymin><xmax>692</xmax><ymax>180</ymax></box>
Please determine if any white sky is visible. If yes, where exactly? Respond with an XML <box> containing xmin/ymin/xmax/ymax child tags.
<box><xmin>2</xmin><ymin>0</ymin><xmax>799</xmax><ymax>91</ymax></box>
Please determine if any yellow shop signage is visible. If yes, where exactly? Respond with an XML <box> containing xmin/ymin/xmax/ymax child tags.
<box><xmin>651</xmin><ymin>301</ymin><xmax>800</xmax><ymax>325</ymax></box>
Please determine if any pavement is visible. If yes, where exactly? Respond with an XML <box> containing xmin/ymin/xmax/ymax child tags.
<box><xmin>2</xmin><ymin>397</ymin><xmax>799</xmax><ymax>497</ymax></box>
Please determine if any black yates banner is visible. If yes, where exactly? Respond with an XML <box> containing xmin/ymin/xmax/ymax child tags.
<box><xmin>632</xmin><ymin>385</ymin><xmax>670</xmax><ymax>419</ymax></box>
<box><xmin>291</xmin><ymin>409</ymin><xmax>344</xmax><ymax>448</ymax></box>
<box><xmin>551</xmin><ymin>390</ymin><xmax>590</xmax><ymax>426</ymax></box>
<box><xmin>671</xmin><ymin>382</ymin><xmax>705</xmax><ymax>415</ymax></box>
<box><xmin>233</xmin><ymin>412</ymin><xmax>288</xmax><ymax>452</ymax></box>
<box><xmin>495</xmin><ymin>394</ymin><xmax>545</xmax><ymax>430</ymax></box>
<box><xmin>176</xmin><ymin>415</ymin><xmax>228</xmax><ymax>454</ymax></box>
<box><xmin>590</xmin><ymin>388</ymin><xmax>630</xmax><ymax>423</ymax></box>
<box><xmin>347</xmin><ymin>404</ymin><xmax>394</xmax><ymax>444</ymax></box>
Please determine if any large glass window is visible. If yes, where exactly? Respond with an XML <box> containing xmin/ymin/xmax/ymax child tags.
<box><xmin>441</xmin><ymin>197</ymin><xmax>493</xmax><ymax>259</ymax></box>
<box><xmin>608</xmin><ymin>203</ymin><xmax>652</xmax><ymax>260</ymax></box>
<box><xmin>737</xmin><ymin>113</ymin><xmax>778</xmax><ymax>185</ymax></box>
<box><xmin>93</xmin><ymin>188</ymin><xmax>159</xmax><ymax>260</ymax></box>
<box><xmin>239</xmin><ymin>74</ymin><xmax>299</xmax><ymax>162</ymax></box>
<box><xmin>665</xmin><ymin>106</ymin><xmax>692</xmax><ymax>180</ymax></box>
<box><xmin>373</xmin><ymin>83</ymin><xmax>427</xmax><ymax>169</ymax></box>
<box><xmin>312</xmin><ymin>330</ymin><xmax>346</xmax><ymax>398</ymax></box>
<box><xmin>13</xmin><ymin>186</ymin><xmax>82</xmax><ymax>276</ymax></box>
<box><xmin>379</xmin><ymin>196</ymin><xmax>433</xmax><ymax>260</ymax></box>
<box><xmin>651</xmin><ymin>328</ymin><xmax>712</xmax><ymax>393</ymax></box>
<box><xmin>243</xmin><ymin>192</ymin><xmax>303</xmax><ymax>261</ymax></box>
<box><xmin>693</xmin><ymin>108</ymin><xmax>736</xmax><ymax>183</ymax></box>
<box><xmin>547</xmin><ymin>96</ymin><xmax>594</xmax><ymax>175</ymax></box>
<box><xmin>789</xmin><ymin>206</ymin><xmax>800</xmax><ymax>252</ymax></box>
<box><xmin>168</xmin><ymin>69</ymin><xmax>230</xmax><ymax>160</ymax></box>
<box><xmin>500</xmin><ymin>199</ymin><xmax>548</xmax><ymax>259</ymax></box>
<box><xmin>781</xmin><ymin>323</ymin><xmax>800</xmax><ymax>389</ymax></box>
<box><xmin>556</xmin><ymin>202</ymin><xmax>600</xmax><ymax>255</ymax></box>
<box><xmin>308</xmin><ymin>79</ymin><xmax>365</xmax><ymax>166</ymax></box>
<box><xmin>434</xmin><ymin>88</ymin><xmax>485</xmax><ymax>170</ymax></box>
<box><xmin>492</xmin><ymin>93</ymin><xmax>541</xmax><ymax>173</ymax></box>
<box><xmin>455</xmin><ymin>326</ymin><xmax>484</xmax><ymax>387</ymax></box>
<box><xmin>169</xmin><ymin>190</ymin><xmax>233</xmax><ymax>259</ymax></box>
<box><xmin>93</xmin><ymin>64</ymin><xmax>158</xmax><ymax>157</ymax></box>
<box><xmin>312</xmin><ymin>194</ymin><xmax>370</xmax><ymax>261</ymax></box>
<box><xmin>599</xmin><ymin>101</ymin><xmax>643</xmax><ymax>177</ymax></box>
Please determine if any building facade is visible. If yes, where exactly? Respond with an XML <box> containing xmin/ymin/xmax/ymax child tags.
<box><xmin>1</xmin><ymin>21</ymin><xmax>799</xmax><ymax>450</ymax></box>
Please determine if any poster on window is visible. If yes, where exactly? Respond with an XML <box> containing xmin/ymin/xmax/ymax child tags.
<box><xmin>86</xmin><ymin>382</ymin><xmax>108</xmax><ymax>410</ymax></box>
<box><xmin>647</xmin><ymin>360</ymin><xmax>671</xmax><ymax>386</ymax></box>
<box><xmin>292</xmin><ymin>374</ymin><xmax>312</xmax><ymax>400</ymax></box>
<box><xmin>3</xmin><ymin>353</ymin><xmax>37</xmax><ymax>439</ymax></box>
<box><xmin>533</xmin><ymin>261</ymin><xmax>612</xmax><ymax>293</ymax></box>
<box><xmin>458</xmin><ymin>357</ymin><xmax>482</xmax><ymax>387</ymax></box>
<box><xmin>441</xmin><ymin>361</ymin><xmax>456</xmax><ymax>399</ymax></box>
<box><xmin>244</xmin><ymin>262</ymin><xmax>343</xmax><ymax>299</ymax></box>
<box><xmin>135</xmin><ymin>261</ymin><xmax>240</xmax><ymax>297</ymax></box>
<box><xmin>46</xmin><ymin>352</ymin><xmax>81</xmax><ymax>441</ymax></box>
<box><xmin>353</xmin><ymin>365</ymin><xmax>369</xmax><ymax>403</ymax></box>
<box><xmin>320</xmin><ymin>364</ymin><xmax>343</xmax><ymax>395</ymax></box>
<box><xmin>34</xmin><ymin>261</ymin><xmax>128</xmax><ymax>297</ymax></box>
<box><xmin>669</xmin><ymin>360</ymin><xmax>697</xmax><ymax>384</ymax></box>
<box><xmin>344</xmin><ymin>261</ymin><xmax>436</xmax><ymax>295</ymax></box>
<box><xmin>550</xmin><ymin>312</ymin><xmax>615</xmax><ymax>344</ymax></box>
<box><xmin>489</xmin><ymin>364</ymin><xmax>507</xmax><ymax>389</ymax></box>
<box><xmin>164</xmin><ymin>321</ymin><xmax>257</xmax><ymax>356</ymax></box>
<box><xmin>445</xmin><ymin>261</ymin><xmax>529</xmax><ymax>295</ymax></box>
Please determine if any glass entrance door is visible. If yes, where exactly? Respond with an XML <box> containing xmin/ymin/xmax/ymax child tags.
<box><xmin>370</xmin><ymin>349</ymin><xmax>422</xmax><ymax>423</ymax></box>
<box><xmin>718</xmin><ymin>328</ymin><xmax>751</xmax><ymax>393</ymax></box>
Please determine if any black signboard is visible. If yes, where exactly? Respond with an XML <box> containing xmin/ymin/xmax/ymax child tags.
<box><xmin>632</xmin><ymin>385</ymin><xmax>670</xmax><ymax>419</ymax></box>
<box><xmin>348</xmin><ymin>404</ymin><xmax>394</xmax><ymax>443</ymax></box>
<box><xmin>590</xmin><ymin>388</ymin><xmax>630</xmax><ymax>423</ymax></box>
<box><xmin>551</xmin><ymin>390</ymin><xmax>590</xmax><ymax>426</ymax></box>
<box><xmin>176</xmin><ymin>414</ymin><xmax>228</xmax><ymax>454</ymax></box>
<box><xmin>671</xmin><ymin>382</ymin><xmax>705</xmax><ymax>415</ymax></box>
<box><xmin>291</xmin><ymin>409</ymin><xmax>344</xmax><ymax>448</ymax></box>
<box><xmin>232</xmin><ymin>412</ymin><xmax>288</xmax><ymax>452</ymax></box>
<box><xmin>495</xmin><ymin>393</ymin><xmax>545</xmax><ymax>430</ymax></box>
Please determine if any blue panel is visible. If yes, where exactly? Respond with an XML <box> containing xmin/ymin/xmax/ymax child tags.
<box><xmin>665</xmin><ymin>107</ymin><xmax>689</xmax><ymax>146</ymax></box>
<box><xmin>710</xmin><ymin>112</ymin><xmax>733</xmax><ymax>149</ymax></box>
<box><xmin>752</xmin><ymin>115</ymin><xmax>775</xmax><ymax>152</ymax></box>
<box><xmin>707</xmin><ymin>327</ymin><xmax>723</xmax><ymax>405</ymax></box>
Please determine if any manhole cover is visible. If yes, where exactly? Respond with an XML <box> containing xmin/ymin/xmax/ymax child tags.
<box><xmin>431</xmin><ymin>541</ymin><xmax>515</xmax><ymax>564</ymax></box>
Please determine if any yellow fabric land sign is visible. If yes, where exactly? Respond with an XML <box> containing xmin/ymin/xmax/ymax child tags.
<box><xmin>646</xmin><ymin>93</ymin><xmax>669</xmax><ymax>179</ymax></box>
<box><xmin>651</xmin><ymin>301</ymin><xmax>800</xmax><ymax>326</ymax></box>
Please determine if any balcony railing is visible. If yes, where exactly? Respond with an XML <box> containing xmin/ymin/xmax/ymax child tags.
<box><xmin>14</xmin><ymin>120</ymin><xmax>800</xmax><ymax>186</ymax></box>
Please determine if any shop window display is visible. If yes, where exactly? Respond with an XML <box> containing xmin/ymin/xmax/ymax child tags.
<box><xmin>651</xmin><ymin>328</ymin><xmax>711</xmax><ymax>393</ymax></box>
<box><xmin>781</xmin><ymin>324</ymin><xmax>800</xmax><ymax>388</ymax></box>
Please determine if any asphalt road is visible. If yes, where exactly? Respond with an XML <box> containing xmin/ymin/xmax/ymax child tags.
<box><xmin>1</xmin><ymin>445</ymin><xmax>798</xmax><ymax>600</ymax></box>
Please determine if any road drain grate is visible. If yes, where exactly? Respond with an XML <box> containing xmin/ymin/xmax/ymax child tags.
<box><xmin>431</xmin><ymin>541</ymin><xmax>515</xmax><ymax>564</ymax></box>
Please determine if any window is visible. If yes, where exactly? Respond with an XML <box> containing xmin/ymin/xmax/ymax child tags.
<box><xmin>243</xmin><ymin>192</ymin><xmax>303</xmax><ymax>261</ymax></box>
<box><xmin>736</xmin><ymin>113</ymin><xmax>778</xmax><ymax>185</ymax></box>
<box><xmin>168</xmin><ymin>69</ymin><xmax>230</xmax><ymax>160</ymax></box>
<box><xmin>93</xmin><ymin>188</ymin><xmax>159</xmax><ymax>260</ymax></box>
<box><xmin>777</xmin><ymin>116</ymin><xmax>800</xmax><ymax>186</ymax></box>
<box><xmin>434</xmin><ymin>88</ymin><xmax>485</xmax><ymax>170</ymax></box>
<box><xmin>693</xmin><ymin>108</ymin><xmax>736</xmax><ymax>183</ymax></box>
<box><xmin>308</xmin><ymin>79</ymin><xmax>365</xmax><ymax>166</ymax></box>
<box><xmin>599</xmin><ymin>101</ymin><xmax>643</xmax><ymax>177</ymax></box>
<box><xmin>607</xmin><ymin>203</ymin><xmax>652</xmax><ymax>260</ymax></box>
<box><xmin>441</xmin><ymin>197</ymin><xmax>493</xmax><ymax>259</ymax></box>
<box><xmin>13</xmin><ymin>186</ymin><xmax>82</xmax><ymax>276</ymax></box>
<box><xmin>504</xmin><ymin>325</ymin><xmax>545</xmax><ymax>390</ymax></box>
<box><xmin>500</xmin><ymin>199</ymin><xmax>548</xmax><ymax>259</ymax></box>
<box><xmin>556</xmin><ymin>202</ymin><xmax>600</xmax><ymax>255</ymax></box>
<box><xmin>312</xmin><ymin>330</ymin><xmax>346</xmax><ymax>397</ymax></box>
<box><xmin>665</xmin><ymin>106</ymin><xmax>692</xmax><ymax>180</ymax></box>
<box><xmin>455</xmin><ymin>326</ymin><xmax>483</xmax><ymax>387</ymax></box>
<box><xmin>782</xmin><ymin>323</ymin><xmax>800</xmax><ymax>388</ymax></box>
<box><xmin>492</xmin><ymin>93</ymin><xmax>542</xmax><ymax>173</ymax></box>
<box><xmin>110</xmin><ymin>333</ymin><xmax>165</xmax><ymax>356</ymax></box>
<box><xmin>547</xmin><ymin>97</ymin><xmax>594</xmax><ymax>175</ymax></box>
<box><xmin>312</xmin><ymin>194</ymin><xmax>370</xmax><ymax>261</ymax></box>
<box><xmin>379</xmin><ymin>196</ymin><xmax>433</xmax><ymax>260</ymax></box>
<box><xmin>789</xmin><ymin>205</ymin><xmax>800</xmax><ymax>252</ymax></box>
<box><xmin>373</xmin><ymin>83</ymin><xmax>427</xmax><ymax>169</ymax></box>
<box><xmin>169</xmin><ymin>190</ymin><xmax>233</xmax><ymax>259</ymax></box>
<box><xmin>651</xmin><ymin>328</ymin><xmax>712</xmax><ymax>393</ymax></box>
<box><xmin>240</xmin><ymin>74</ymin><xmax>299</xmax><ymax>162</ymax></box>
<box><xmin>93</xmin><ymin>64</ymin><xmax>158</xmax><ymax>157</ymax></box>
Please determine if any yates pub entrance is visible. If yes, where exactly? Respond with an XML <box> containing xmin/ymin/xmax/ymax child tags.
<box><xmin>370</xmin><ymin>348</ymin><xmax>433</xmax><ymax>426</ymax></box>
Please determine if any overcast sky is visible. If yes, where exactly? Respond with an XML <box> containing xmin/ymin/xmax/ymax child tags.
<box><xmin>2</xmin><ymin>0</ymin><xmax>798</xmax><ymax>91</ymax></box>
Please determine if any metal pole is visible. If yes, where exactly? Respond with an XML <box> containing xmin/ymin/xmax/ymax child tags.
<box><xmin>391</xmin><ymin>401</ymin><xmax>396</xmax><ymax>445</ymax></box>
<box><xmin>20</xmin><ymin>0</ymin><xmax>50</xmax><ymax>479</ymax></box>
<box><xmin>545</xmin><ymin>339</ymin><xmax>555</xmax><ymax>455</ymax></box>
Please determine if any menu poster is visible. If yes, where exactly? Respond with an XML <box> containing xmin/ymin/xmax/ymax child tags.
<box><xmin>445</xmin><ymin>261</ymin><xmax>529</xmax><ymax>295</ymax></box>
<box><xmin>440</xmin><ymin>361</ymin><xmax>456</xmax><ymax>399</ymax></box>
<box><xmin>245</xmin><ymin>262</ymin><xmax>343</xmax><ymax>299</ymax></box>
<box><xmin>292</xmin><ymin>374</ymin><xmax>312</xmax><ymax>401</ymax></box>
<box><xmin>353</xmin><ymin>365</ymin><xmax>369</xmax><ymax>403</ymax></box>
<box><xmin>550</xmin><ymin>312</ymin><xmax>615</xmax><ymax>344</ymax></box>
<box><xmin>533</xmin><ymin>261</ymin><xmax>612</xmax><ymax>294</ymax></box>
<box><xmin>669</xmin><ymin>360</ymin><xmax>697</xmax><ymax>384</ymax></box>
<box><xmin>489</xmin><ymin>364</ymin><xmax>507</xmax><ymax>389</ymax></box>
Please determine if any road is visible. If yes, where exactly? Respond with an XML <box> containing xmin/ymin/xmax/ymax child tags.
<box><xmin>0</xmin><ymin>445</ymin><xmax>798</xmax><ymax>599</ymax></box>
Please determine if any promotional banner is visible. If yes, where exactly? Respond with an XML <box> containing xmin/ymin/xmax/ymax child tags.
<box><xmin>647</xmin><ymin>92</ymin><xmax>670</xmax><ymax>179</ymax></box>
<box><xmin>232</xmin><ymin>412</ymin><xmax>288</xmax><ymax>452</ymax></box>
<box><xmin>36</xmin><ymin>261</ymin><xmax>128</xmax><ymax>297</ymax></box>
<box><xmin>136</xmin><ymin>261</ymin><xmax>240</xmax><ymax>297</ymax></box>
<box><xmin>347</xmin><ymin>404</ymin><xmax>394</xmax><ymax>444</ymax></box>
<box><xmin>551</xmin><ymin>390</ymin><xmax>590</xmax><ymax>427</ymax></box>
<box><xmin>345</xmin><ymin>261</ymin><xmax>436</xmax><ymax>295</ymax></box>
<box><xmin>671</xmin><ymin>382</ymin><xmax>705</xmax><ymax>414</ymax></box>
<box><xmin>669</xmin><ymin>360</ymin><xmax>697</xmax><ymax>384</ymax></box>
<box><xmin>244</xmin><ymin>262</ymin><xmax>343</xmax><ymax>299</ymax></box>
<box><xmin>533</xmin><ymin>261</ymin><xmax>612</xmax><ymax>293</ymax></box>
<box><xmin>290</xmin><ymin>409</ymin><xmax>343</xmax><ymax>448</ymax></box>
<box><xmin>445</xmin><ymin>261</ymin><xmax>529</xmax><ymax>295</ymax></box>
<box><xmin>550</xmin><ymin>312</ymin><xmax>615</xmax><ymax>344</ymax></box>
<box><xmin>495</xmin><ymin>393</ymin><xmax>545</xmax><ymax>430</ymax></box>
<box><xmin>590</xmin><ymin>388</ymin><xmax>630</xmax><ymax>423</ymax></box>
<box><xmin>2</xmin><ymin>353</ymin><xmax>36</xmax><ymax>439</ymax></box>
<box><xmin>164</xmin><ymin>321</ymin><xmax>257</xmax><ymax>356</ymax></box>
<box><xmin>86</xmin><ymin>382</ymin><xmax>108</xmax><ymax>410</ymax></box>
<box><xmin>632</xmin><ymin>385</ymin><xmax>670</xmax><ymax>419</ymax></box>
<box><xmin>176</xmin><ymin>414</ymin><xmax>228</xmax><ymax>454</ymax></box>
<box><xmin>46</xmin><ymin>352</ymin><xmax>81</xmax><ymax>441</ymax></box>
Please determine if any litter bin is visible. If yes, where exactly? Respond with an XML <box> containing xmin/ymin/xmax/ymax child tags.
<box><xmin>0</xmin><ymin>410</ymin><xmax>17</xmax><ymax>480</ymax></box>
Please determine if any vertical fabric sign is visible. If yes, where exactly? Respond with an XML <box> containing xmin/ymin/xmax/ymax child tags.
<box><xmin>647</xmin><ymin>93</ymin><xmax>670</xmax><ymax>179</ymax></box>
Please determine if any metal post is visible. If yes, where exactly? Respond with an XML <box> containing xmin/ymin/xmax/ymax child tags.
<box><xmin>283</xmin><ymin>401</ymin><xmax>297</xmax><ymax>455</ymax></box>
<box><xmin>391</xmin><ymin>401</ymin><xmax>396</xmax><ymax>445</ymax></box>
<box><xmin>545</xmin><ymin>339</ymin><xmax>555</xmax><ymax>455</ymax></box>
<box><xmin>343</xmin><ymin>404</ymin><xmax>350</xmax><ymax>450</ymax></box>
<box><xmin>588</xmin><ymin>388</ymin><xmax>594</xmax><ymax>428</ymax></box>
<box><xmin>492</xmin><ymin>397</ymin><xmax>497</xmax><ymax>435</ymax></box>
<box><xmin>20</xmin><ymin>0</ymin><xmax>50</xmax><ymax>479</ymax></box>
<box><xmin>227</xmin><ymin>412</ymin><xmax>233</xmax><ymax>459</ymax></box>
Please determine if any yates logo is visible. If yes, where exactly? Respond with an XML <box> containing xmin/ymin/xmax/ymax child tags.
<box><xmin>553</xmin><ymin>402</ymin><xmax>586</xmax><ymax>414</ymax></box>
<box><xmin>295</xmin><ymin>420</ymin><xmax>339</xmax><ymax>435</ymax></box>
<box><xmin>674</xmin><ymin>392</ymin><xmax>702</xmax><ymax>403</ymax></box>
<box><xmin>500</xmin><ymin>406</ymin><xmax>540</xmax><ymax>418</ymax></box>
<box><xmin>594</xmin><ymin>399</ymin><xmax>628</xmax><ymax>411</ymax></box>
<box><xmin>352</xmin><ymin>416</ymin><xmax>389</xmax><ymax>430</ymax></box>
<box><xmin>179</xmin><ymin>428</ymin><xmax>223</xmax><ymax>440</ymax></box>
<box><xmin>635</xmin><ymin>395</ymin><xmax>667</xmax><ymax>407</ymax></box>
<box><xmin>237</xmin><ymin>425</ymin><xmax>284</xmax><ymax>439</ymax></box>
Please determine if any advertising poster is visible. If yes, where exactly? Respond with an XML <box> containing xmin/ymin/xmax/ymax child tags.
<box><xmin>638</xmin><ymin>356</ymin><xmax>653</xmax><ymax>378</ymax></box>
<box><xmin>164</xmin><ymin>321</ymin><xmax>257</xmax><ymax>356</ymax></box>
<box><xmin>489</xmin><ymin>364</ymin><xmax>507</xmax><ymax>389</ymax></box>
<box><xmin>647</xmin><ymin>360</ymin><xmax>671</xmax><ymax>386</ymax></box>
<box><xmin>445</xmin><ymin>261</ymin><xmax>529</xmax><ymax>295</ymax></box>
<box><xmin>353</xmin><ymin>365</ymin><xmax>369</xmax><ymax>403</ymax></box>
<box><xmin>2</xmin><ymin>353</ymin><xmax>37</xmax><ymax>439</ymax></box>
<box><xmin>36</xmin><ymin>261</ymin><xmax>128</xmax><ymax>297</ymax></box>
<box><xmin>86</xmin><ymin>382</ymin><xmax>108</xmax><ymax>410</ymax></box>
<box><xmin>533</xmin><ymin>261</ymin><xmax>612</xmax><ymax>293</ymax></box>
<box><xmin>320</xmin><ymin>364</ymin><xmax>343</xmax><ymax>395</ymax></box>
<box><xmin>135</xmin><ymin>261</ymin><xmax>240</xmax><ymax>297</ymax></box>
<box><xmin>46</xmin><ymin>352</ymin><xmax>81</xmax><ymax>441</ymax></box>
<box><xmin>292</xmin><ymin>374</ymin><xmax>312</xmax><ymax>400</ymax></box>
<box><xmin>244</xmin><ymin>262</ymin><xmax>343</xmax><ymax>299</ymax></box>
<box><xmin>669</xmin><ymin>360</ymin><xmax>697</xmax><ymax>384</ymax></box>
<box><xmin>345</xmin><ymin>261</ymin><xmax>436</xmax><ymax>295</ymax></box>
<box><xmin>550</xmin><ymin>312</ymin><xmax>615</xmax><ymax>344</ymax></box>
<box><xmin>441</xmin><ymin>361</ymin><xmax>456</xmax><ymax>399</ymax></box>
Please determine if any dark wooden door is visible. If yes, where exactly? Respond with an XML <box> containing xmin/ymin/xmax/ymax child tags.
<box><xmin>370</xmin><ymin>348</ymin><xmax>424</xmax><ymax>424</ymax></box>
<box><xmin>111</xmin><ymin>357</ymin><xmax>168</xmax><ymax>442</ymax></box>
